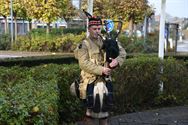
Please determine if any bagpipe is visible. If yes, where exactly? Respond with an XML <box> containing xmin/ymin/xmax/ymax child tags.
<box><xmin>83</xmin><ymin>9</ymin><xmax>123</xmax><ymax>63</ymax></box>
<box><xmin>100</xmin><ymin>19</ymin><xmax>123</xmax><ymax>63</ymax></box>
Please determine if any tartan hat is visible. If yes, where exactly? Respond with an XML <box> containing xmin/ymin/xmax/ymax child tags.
<box><xmin>88</xmin><ymin>16</ymin><xmax>102</xmax><ymax>27</ymax></box>
<box><xmin>83</xmin><ymin>10</ymin><xmax>102</xmax><ymax>27</ymax></box>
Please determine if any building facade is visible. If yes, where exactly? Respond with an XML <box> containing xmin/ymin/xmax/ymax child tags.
<box><xmin>0</xmin><ymin>17</ymin><xmax>67</xmax><ymax>35</ymax></box>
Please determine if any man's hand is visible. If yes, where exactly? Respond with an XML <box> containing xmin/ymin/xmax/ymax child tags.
<box><xmin>102</xmin><ymin>67</ymin><xmax>111</xmax><ymax>75</ymax></box>
<box><xmin>109</xmin><ymin>58</ymin><xmax>119</xmax><ymax>68</ymax></box>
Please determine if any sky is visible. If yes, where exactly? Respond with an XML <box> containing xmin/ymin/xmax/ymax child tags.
<box><xmin>148</xmin><ymin>0</ymin><xmax>188</xmax><ymax>18</ymax></box>
<box><xmin>72</xmin><ymin>0</ymin><xmax>79</xmax><ymax>9</ymax></box>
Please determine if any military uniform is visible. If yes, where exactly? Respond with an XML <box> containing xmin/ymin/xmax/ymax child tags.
<box><xmin>74</xmin><ymin>36</ymin><xmax>126</xmax><ymax>118</ymax></box>
<box><xmin>75</xmin><ymin>37</ymin><xmax>126</xmax><ymax>99</ymax></box>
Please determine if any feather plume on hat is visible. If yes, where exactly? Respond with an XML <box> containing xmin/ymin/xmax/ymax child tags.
<box><xmin>83</xmin><ymin>9</ymin><xmax>102</xmax><ymax>27</ymax></box>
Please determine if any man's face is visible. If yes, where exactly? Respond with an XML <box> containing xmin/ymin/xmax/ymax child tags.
<box><xmin>89</xmin><ymin>25</ymin><xmax>102</xmax><ymax>39</ymax></box>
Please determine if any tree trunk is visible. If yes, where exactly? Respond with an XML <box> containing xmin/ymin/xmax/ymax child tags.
<box><xmin>14</xmin><ymin>16</ymin><xmax>17</xmax><ymax>41</ymax></box>
<box><xmin>145</xmin><ymin>17</ymin><xmax>149</xmax><ymax>36</ymax></box>
<box><xmin>46</xmin><ymin>23</ymin><xmax>51</xmax><ymax>34</ymax></box>
<box><xmin>128</xmin><ymin>19</ymin><xmax>134</xmax><ymax>37</ymax></box>
<box><xmin>133</xmin><ymin>24</ymin><xmax>137</xmax><ymax>36</ymax></box>
<box><xmin>3</xmin><ymin>16</ymin><xmax>9</xmax><ymax>34</ymax></box>
<box><xmin>28</xmin><ymin>20</ymin><xmax>32</xmax><ymax>32</ymax></box>
<box><xmin>23</xmin><ymin>18</ymin><xmax>25</xmax><ymax>34</ymax></box>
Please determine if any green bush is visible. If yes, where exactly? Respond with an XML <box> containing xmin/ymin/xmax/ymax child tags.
<box><xmin>0</xmin><ymin>65</ymin><xmax>60</xmax><ymax>125</ymax></box>
<box><xmin>113</xmin><ymin>57</ymin><xmax>161</xmax><ymax>113</ymax></box>
<box><xmin>0</xmin><ymin>64</ymin><xmax>84</xmax><ymax>124</ymax></box>
<box><xmin>112</xmin><ymin>57</ymin><xmax>188</xmax><ymax>114</ymax></box>
<box><xmin>119</xmin><ymin>35</ymin><xmax>145</xmax><ymax>53</ymax></box>
<box><xmin>12</xmin><ymin>35</ymin><xmax>31</xmax><ymax>51</ymax></box>
<box><xmin>29</xmin><ymin>28</ymin><xmax>46</xmax><ymax>36</ymax></box>
<box><xmin>13</xmin><ymin>35</ymin><xmax>50</xmax><ymax>51</ymax></box>
<box><xmin>0</xmin><ymin>57</ymin><xmax>187</xmax><ymax>124</ymax></box>
<box><xmin>58</xmin><ymin>64</ymin><xmax>84</xmax><ymax>123</ymax></box>
<box><xmin>118</xmin><ymin>32</ymin><xmax>159</xmax><ymax>53</ymax></box>
<box><xmin>0</xmin><ymin>34</ymin><xmax>11</xmax><ymax>50</ymax></box>
<box><xmin>161</xmin><ymin>58</ymin><xmax>188</xmax><ymax>104</ymax></box>
<box><xmin>13</xmin><ymin>33</ymin><xmax>86</xmax><ymax>52</ymax></box>
<box><xmin>29</xmin><ymin>27</ymin><xmax>86</xmax><ymax>36</ymax></box>
<box><xmin>13</xmin><ymin>28</ymin><xmax>161</xmax><ymax>53</ymax></box>
<box><xmin>144</xmin><ymin>32</ymin><xmax>159</xmax><ymax>53</ymax></box>
<box><xmin>62</xmin><ymin>28</ymin><xmax>86</xmax><ymax>35</ymax></box>
<box><xmin>55</xmin><ymin>32</ymin><xmax>86</xmax><ymax>52</ymax></box>
<box><xmin>29</xmin><ymin>28</ymin><xmax>64</xmax><ymax>36</ymax></box>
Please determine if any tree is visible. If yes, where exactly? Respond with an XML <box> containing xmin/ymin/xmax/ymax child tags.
<box><xmin>115</xmin><ymin>0</ymin><xmax>152</xmax><ymax>36</ymax></box>
<box><xmin>81</xmin><ymin>0</ymin><xmax>153</xmax><ymax>36</ymax></box>
<box><xmin>24</xmin><ymin>0</ymin><xmax>68</xmax><ymax>34</ymax></box>
<box><xmin>62</xmin><ymin>0</ymin><xmax>78</xmax><ymax>22</ymax></box>
<box><xmin>93</xmin><ymin>0</ymin><xmax>121</xmax><ymax>19</ymax></box>
<box><xmin>0</xmin><ymin>0</ymin><xmax>10</xmax><ymax>34</ymax></box>
<box><xmin>0</xmin><ymin>0</ymin><xmax>70</xmax><ymax>35</ymax></box>
<box><xmin>12</xmin><ymin>0</ymin><xmax>27</xmax><ymax>40</ymax></box>
<box><xmin>0</xmin><ymin>0</ymin><xmax>27</xmax><ymax>39</ymax></box>
<box><xmin>81</xmin><ymin>0</ymin><xmax>116</xmax><ymax>19</ymax></box>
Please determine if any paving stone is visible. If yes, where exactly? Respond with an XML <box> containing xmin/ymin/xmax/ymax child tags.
<box><xmin>109</xmin><ymin>117</ymin><xmax>119</xmax><ymax>125</ymax></box>
<box><xmin>109</xmin><ymin>106</ymin><xmax>188</xmax><ymax>125</ymax></box>
<box><xmin>76</xmin><ymin>107</ymin><xmax>188</xmax><ymax>125</ymax></box>
<box><xmin>73</xmin><ymin>105</ymin><xmax>188</xmax><ymax>124</ymax></box>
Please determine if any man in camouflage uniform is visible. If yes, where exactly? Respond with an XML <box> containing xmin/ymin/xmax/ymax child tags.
<box><xmin>74</xmin><ymin>16</ymin><xmax>126</xmax><ymax>125</ymax></box>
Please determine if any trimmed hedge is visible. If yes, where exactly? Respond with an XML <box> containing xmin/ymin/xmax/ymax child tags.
<box><xmin>0</xmin><ymin>64</ymin><xmax>60</xmax><ymax>125</ymax></box>
<box><xmin>0</xmin><ymin>64</ymin><xmax>83</xmax><ymax>124</ymax></box>
<box><xmin>0</xmin><ymin>55</ymin><xmax>77</xmax><ymax>67</ymax></box>
<box><xmin>29</xmin><ymin>28</ymin><xmax>86</xmax><ymax>36</ymax></box>
<box><xmin>113</xmin><ymin>57</ymin><xmax>188</xmax><ymax>114</ymax></box>
<box><xmin>13</xmin><ymin>33</ymin><xmax>86</xmax><ymax>52</ymax></box>
<box><xmin>0</xmin><ymin>34</ymin><xmax>11</xmax><ymax>50</ymax></box>
<box><xmin>0</xmin><ymin>57</ymin><xmax>187</xmax><ymax>124</ymax></box>
<box><xmin>113</xmin><ymin>57</ymin><xmax>161</xmax><ymax>113</ymax></box>
<box><xmin>58</xmin><ymin>64</ymin><xmax>84</xmax><ymax>123</ymax></box>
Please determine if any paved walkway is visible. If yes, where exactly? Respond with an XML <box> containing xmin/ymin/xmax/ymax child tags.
<box><xmin>77</xmin><ymin>106</ymin><xmax>188</xmax><ymax>125</ymax></box>
<box><xmin>0</xmin><ymin>51</ymin><xmax>73</xmax><ymax>59</ymax></box>
<box><xmin>177</xmin><ymin>40</ymin><xmax>188</xmax><ymax>52</ymax></box>
<box><xmin>0</xmin><ymin>40</ymin><xmax>187</xmax><ymax>59</ymax></box>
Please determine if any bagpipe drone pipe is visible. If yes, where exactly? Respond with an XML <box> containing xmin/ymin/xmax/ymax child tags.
<box><xmin>99</xmin><ymin>19</ymin><xmax>123</xmax><ymax>64</ymax></box>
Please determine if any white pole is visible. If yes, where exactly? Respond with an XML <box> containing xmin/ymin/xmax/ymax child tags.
<box><xmin>10</xmin><ymin>0</ymin><xmax>14</xmax><ymax>46</ymax></box>
<box><xmin>158</xmin><ymin>0</ymin><xmax>166</xmax><ymax>92</ymax></box>
<box><xmin>86</xmin><ymin>0</ymin><xmax>93</xmax><ymax>37</ymax></box>
<box><xmin>79</xmin><ymin>0</ymin><xmax>82</xmax><ymax>9</ymax></box>
<box><xmin>158</xmin><ymin>0</ymin><xmax>166</xmax><ymax>59</ymax></box>
<box><xmin>87</xmin><ymin>0</ymin><xmax>93</xmax><ymax>15</ymax></box>
<box><xmin>143</xmin><ymin>16</ymin><xmax>147</xmax><ymax>43</ymax></box>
